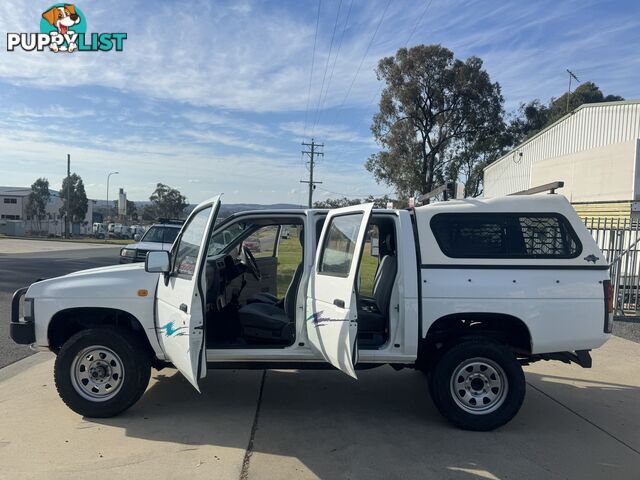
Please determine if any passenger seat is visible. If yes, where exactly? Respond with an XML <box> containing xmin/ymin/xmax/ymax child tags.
<box><xmin>358</xmin><ymin>232</ymin><xmax>397</xmax><ymax>341</ymax></box>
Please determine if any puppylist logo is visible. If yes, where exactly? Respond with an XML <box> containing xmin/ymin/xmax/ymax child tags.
<box><xmin>6</xmin><ymin>3</ymin><xmax>127</xmax><ymax>53</ymax></box>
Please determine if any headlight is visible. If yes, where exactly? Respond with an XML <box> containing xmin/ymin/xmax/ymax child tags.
<box><xmin>120</xmin><ymin>248</ymin><xmax>136</xmax><ymax>258</ymax></box>
<box><xmin>24</xmin><ymin>297</ymin><xmax>34</xmax><ymax>320</ymax></box>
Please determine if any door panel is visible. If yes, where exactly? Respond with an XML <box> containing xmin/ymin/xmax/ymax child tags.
<box><xmin>306</xmin><ymin>203</ymin><xmax>374</xmax><ymax>378</ymax></box>
<box><xmin>155</xmin><ymin>196</ymin><xmax>220</xmax><ymax>391</ymax></box>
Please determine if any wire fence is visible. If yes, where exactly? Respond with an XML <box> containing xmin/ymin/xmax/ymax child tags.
<box><xmin>584</xmin><ymin>217</ymin><xmax>640</xmax><ymax>317</ymax></box>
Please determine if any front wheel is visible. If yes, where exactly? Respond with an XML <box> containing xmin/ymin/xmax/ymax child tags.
<box><xmin>54</xmin><ymin>327</ymin><xmax>151</xmax><ymax>418</ymax></box>
<box><xmin>429</xmin><ymin>339</ymin><xmax>525</xmax><ymax>431</ymax></box>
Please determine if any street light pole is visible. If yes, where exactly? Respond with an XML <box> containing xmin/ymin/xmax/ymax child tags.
<box><xmin>65</xmin><ymin>154</ymin><xmax>71</xmax><ymax>239</ymax></box>
<box><xmin>106</xmin><ymin>171</ymin><xmax>119</xmax><ymax>223</ymax></box>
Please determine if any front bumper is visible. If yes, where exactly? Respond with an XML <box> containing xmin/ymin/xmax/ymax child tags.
<box><xmin>9</xmin><ymin>287</ymin><xmax>35</xmax><ymax>345</ymax></box>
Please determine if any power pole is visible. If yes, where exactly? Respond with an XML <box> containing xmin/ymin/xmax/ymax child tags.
<box><xmin>566</xmin><ymin>69</ymin><xmax>580</xmax><ymax>114</ymax></box>
<box><xmin>65</xmin><ymin>154</ymin><xmax>70</xmax><ymax>239</ymax></box>
<box><xmin>300</xmin><ymin>138</ymin><xmax>323</xmax><ymax>208</ymax></box>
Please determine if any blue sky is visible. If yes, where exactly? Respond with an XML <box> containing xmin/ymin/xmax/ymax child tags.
<box><xmin>0</xmin><ymin>0</ymin><xmax>638</xmax><ymax>204</ymax></box>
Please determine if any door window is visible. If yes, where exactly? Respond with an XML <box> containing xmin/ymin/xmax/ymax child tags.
<box><xmin>173</xmin><ymin>207</ymin><xmax>211</xmax><ymax>279</ymax></box>
<box><xmin>244</xmin><ymin>225</ymin><xmax>278</xmax><ymax>258</ymax></box>
<box><xmin>358</xmin><ymin>225</ymin><xmax>379</xmax><ymax>295</ymax></box>
<box><xmin>276</xmin><ymin>225</ymin><xmax>303</xmax><ymax>297</ymax></box>
<box><xmin>318</xmin><ymin>213</ymin><xmax>364</xmax><ymax>277</ymax></box>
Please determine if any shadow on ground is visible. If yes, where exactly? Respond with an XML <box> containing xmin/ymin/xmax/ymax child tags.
<box><xmin>94</xmin><ymin>366</ymin><xmax>640</xmax><ymax>480</ymax></box>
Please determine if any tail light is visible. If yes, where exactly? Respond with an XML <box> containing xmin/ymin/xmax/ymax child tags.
<box><xmin>603</xmin><ymin>280</ymin><xmax>613</xmax><ymax>333</ymax></box>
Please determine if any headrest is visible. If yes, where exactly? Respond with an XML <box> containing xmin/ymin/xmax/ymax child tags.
<box><xmin>299</xmin><ymin>227</ymin><xmax>304</xmax><ymax>248</ymax></box>
<box><xmin>384</xmin><ymin>232</ymin><xmax>395</xmax><ymax>253</ymax></box>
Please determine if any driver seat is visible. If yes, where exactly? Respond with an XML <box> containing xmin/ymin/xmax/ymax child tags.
<box><xmin>237</xmin><ymin>265</ymin><xmax>301</xmax><ymax>344</ymax></box>
<box><xmin>236</xmin><ymin>229</ymin><xmax>304</xmax><ymax>344</ymax></box>
<box><xmin>247</xmin><ymin>227</ymin><xmax>304</xmax><ymax>306</ymax></box>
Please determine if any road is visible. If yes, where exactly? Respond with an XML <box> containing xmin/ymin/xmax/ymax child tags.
<box><xmin>0</xmin><ymin>246</ymin><xmax>121</xmax><ymax>368</ymax></box>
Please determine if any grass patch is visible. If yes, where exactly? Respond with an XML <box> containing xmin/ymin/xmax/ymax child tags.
<box><xmin>277</xmin><ymin>234</ymin><xmax>303</xmax><ymax>297</ymax></box>
<box><xmin>276</xmin><ymin>233</ymin><xmax>377</xmax><ymax>298</ymax></box>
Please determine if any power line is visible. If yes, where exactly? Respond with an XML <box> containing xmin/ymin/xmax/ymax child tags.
<box><xmin>311</xmin><ymin>0</ymin><xmax>354</xmax><ymax>133</ymax></box>
<box><xmin>310</xmin><ymin>0</ymin><xmax>343</xmax><ymax>137</ymax></box>
<box><xmin>337</xmin><ymin>0</ymin><xmax>391</xmax><ymax>111</ymax></box>
<box><xmin>405</xmin><ymin>0</ymin><xmax>432</xmax><ymax>47</ymax></box>
<box><xmin>367</xmin><ymin>0</ymin><xmax>433</xmax><ymax>108</ymax></box>
<box><xmin>302</xmin><ymin>0</ymin><xmax>322</xmax><ymax>142</ymax></box>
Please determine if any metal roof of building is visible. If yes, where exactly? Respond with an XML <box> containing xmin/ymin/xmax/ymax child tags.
<box><xmin>483</xmin><ymin>100</ymin><xmax>640</xmax><ymax>198</ymax></box>
<box><xmin>0</xmin><ymin>186</ymin><xmax>31</xmax><ymax>196</ymax></box>
<box><xmin>0</xmin><ymin>186</ymin><xmax>61</xmax><ymax>197</ymax></box>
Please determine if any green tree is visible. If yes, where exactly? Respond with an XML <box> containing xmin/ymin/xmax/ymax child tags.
<box><xmin>59</xmin><ymin>173</ymin><xmax>88</xmax><ymax>223</ymax></box>
<box><xmin>366</xmin><ymin>45</ymin><xmax>505</xmax><ymax>200</ymax></box>
<box><xmin>109</xmin><ymin>199</ymin><xmax>138</xmax><ymax>222</ymax></box>
<box><xmin>549</xmin><ymin>81</ymin><xmax>624</xmax><ymax>122</ymax></box>
<box><xmin>126</xmin><ymin>200</ymin><xmax>138</xmax><ymax>222</ymax></box>
<box><xmin>313</xmin><ymin>194</ymin><xmax>405</xmax><ymax>209</ymax></box>
<box><xmin>446</xmin><ymin>125</ymin><xmax>513</xmax><ymax>198</ymax></box>
<box><xmin>509</xmin><ymin>82</ymin><xmax>625</xmax><ymax>142</ymax></box>
<box><xmin>149</xmin><ymin>183</ymin><xmax>188</xmax><ymax>219</ymax></box>
<box><xmin>26</xmin><ymin>178</ymin><xmax>51</xmax><ymax>232</ymax></box>
<box><xmin>507</xmin><ymin>100</ymin><xmax>551</xmax><ymax>144</ymax></box>
<box><xmin>141</xmin><ymin>204</ymin><xmax>156</xmax><ymax>222</ymax></box>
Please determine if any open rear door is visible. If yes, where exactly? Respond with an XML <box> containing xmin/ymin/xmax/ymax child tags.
<box><xmin>155</xmin><ymin>196</ymin><xmax>220</xmax><ymax>391</ymax></box>
<box><xmin>306</xmin><ymin>203</ymin><xmax>374</xmax><ymax>378</ymax></box>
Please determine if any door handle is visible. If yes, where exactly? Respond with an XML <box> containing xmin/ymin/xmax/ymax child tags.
<box><xmin>333</xmin><ymin>299</ymin><xmax>345</xmax><ymax>308</ymax></box>
<box><xmin>179</xmin><ymin>303</ymin><xmax>188</xmax><ymax>313</ymax></box>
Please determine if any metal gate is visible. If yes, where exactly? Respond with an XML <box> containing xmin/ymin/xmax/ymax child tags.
<box><xmin>584</xmin><ymin>217</ymin><xmax>640</xmax><ymax>317</ymax></box>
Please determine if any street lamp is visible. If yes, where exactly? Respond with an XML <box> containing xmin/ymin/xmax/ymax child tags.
<box><xmin>106</xmin><ymin>171</ymin><xmax>119</xmax><ymax>222</ymax></box>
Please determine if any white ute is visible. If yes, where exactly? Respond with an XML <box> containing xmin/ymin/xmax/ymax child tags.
<box><xmin>9</xmin><ymin>193</ymin><xmax>612</xmax><ymax>431</ymax></box>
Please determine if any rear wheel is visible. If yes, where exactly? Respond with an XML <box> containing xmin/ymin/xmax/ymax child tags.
<box><xmin>429</xmin><ymin>339</ymin><xmax>525</xmax><ymax>431</ymax></box>
<box><xmin>54</xmin><ymin>327</ymin><xmax>151</xmax><ymax>418</ymax></box>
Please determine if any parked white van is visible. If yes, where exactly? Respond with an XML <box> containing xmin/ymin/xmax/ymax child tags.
<box><xmin>9</xmin><ymin>193</ymin><xmax>612</xmax><ymax>430</ymax></box>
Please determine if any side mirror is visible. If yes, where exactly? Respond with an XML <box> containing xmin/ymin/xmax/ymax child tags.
<box><xmin>134</xmin><ymin>234</ymin><xmax>141</xmax><ymax>242</ymax></box>
<box><xmin>145</xmin><ymin>250</ymin><xmax>171</xmax><ymax>273</ymax></box>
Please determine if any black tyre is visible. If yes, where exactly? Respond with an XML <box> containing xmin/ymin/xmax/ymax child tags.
<box><xmin>54</xmin><ymin>327</ymin><xmax>151</xmax><ymax>418</ymax></box>
<box><xmin>429</xmin><ymin>339</ymin><xmax>525</xmax><ymax>431</ymax></box>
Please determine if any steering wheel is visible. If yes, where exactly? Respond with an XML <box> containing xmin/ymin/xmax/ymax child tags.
<box><xmin>242</xmin><ymin>245</ymin><xmax>262</xmax><ymax>281</ymax></box>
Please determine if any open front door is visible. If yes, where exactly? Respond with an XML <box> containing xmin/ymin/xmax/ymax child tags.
<box><xmin>155</xmin><ymin>196</ymin><xmax>220</xmax><ymax>391</ymax></box>
<box><xmin>306</xmin><ymin>203</ymin><xmax>374</xmax><ymax>378</ymax></box>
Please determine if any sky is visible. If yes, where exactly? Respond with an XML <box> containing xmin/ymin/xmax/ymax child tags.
<box><xmin>0</xmin><ymin>0</ymin><xmax>638</xmax><ymax>205</ymax></box>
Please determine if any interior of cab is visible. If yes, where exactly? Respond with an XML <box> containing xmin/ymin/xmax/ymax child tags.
<box><xmin>315</xmin><ymin>214</ymin><xmax>398</xmax><ymax>349</ymax></box>
<box><xmin>199</xmin><ymin>212</ymin><xmax>397</xmax><ymax>350</ymax></box>
<box><xmin>203</xmin><ymin>216</ymin><xmax>305</xmax><ymax>348</ymax></box>
<box><xmin>357</xmin><ymin>217</ymin><xmax>397</xmax><ymax>348</ymax></box>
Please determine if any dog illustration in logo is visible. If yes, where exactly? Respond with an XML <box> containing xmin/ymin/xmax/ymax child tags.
<box><xmin>42</xmin><ymin>4</ymin><xmax>81</xmax><ymax>52</ymax></box>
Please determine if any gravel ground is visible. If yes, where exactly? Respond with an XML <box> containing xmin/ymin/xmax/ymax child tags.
<box><xmin>613</xmin><ymin>318</ymin><xmax>640</xmax><ymax>343</ymax></box>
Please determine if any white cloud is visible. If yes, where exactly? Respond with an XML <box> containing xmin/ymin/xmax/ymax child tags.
<box><xmin>279</xmin><ymin>121</ymin><xmax>375</xmax><ymax>146</ymax></box>
<box><xmin>8</xmin><ymin>105</ymin><xmax>96</xmax><ymax>118</ymax></box>
<box><xmin>180</xmin><ymin>129</ymin><xmax>282</xmax><ymax>154</ymax></box>
<box><xmin>180</xmin><ymin>110</ymin><xmax>274</xmax><ymax>137</ymax></box>
<box><xmin>0</xmin><ymin>0</ymin><xmax>396</xmax><ymax>113</ymax></box>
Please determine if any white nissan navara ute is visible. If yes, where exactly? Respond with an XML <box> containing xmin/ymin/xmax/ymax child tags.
<box><xmin>9</xmin><ymin>193</ymin><xmax>612</xmax><ymax>431</ymax></box>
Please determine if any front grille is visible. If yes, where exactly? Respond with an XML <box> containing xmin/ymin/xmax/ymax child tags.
<box><xmin>135</xmin><ymin>249</ymin><xmax>149</xmax><ymax>262</ymax></box>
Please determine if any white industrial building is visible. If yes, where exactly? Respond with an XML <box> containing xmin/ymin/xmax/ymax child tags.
<box><xmin>484</xmin><ymin>100</ymin><xmax>640</xmax><ymax>219</ymax></box>
<box><xmin>0</xmin><ymin>186</ymin><xmax>95</xmax><ymax>236</ymax></box>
